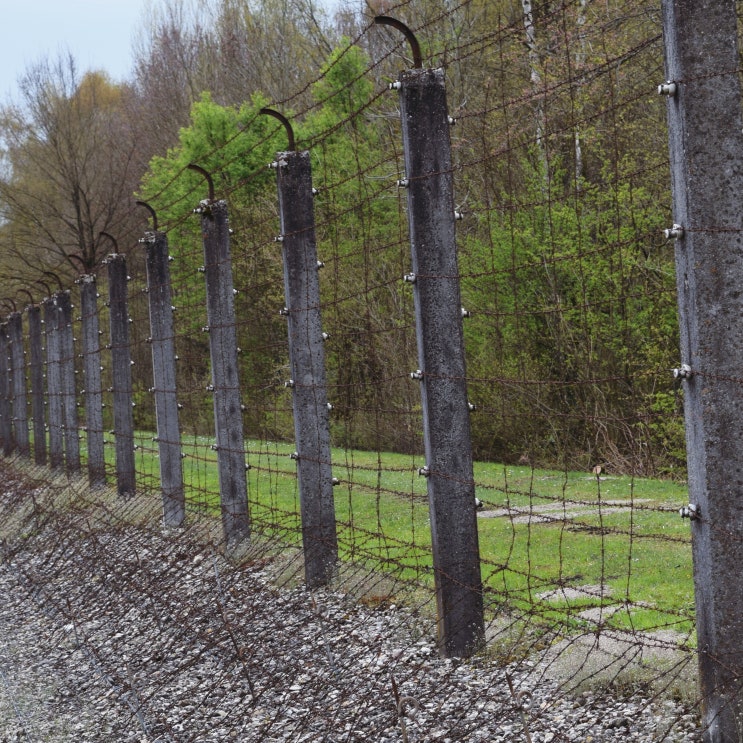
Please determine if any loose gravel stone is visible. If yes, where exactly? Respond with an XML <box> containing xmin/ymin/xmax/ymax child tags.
<box><xmin>0</xmin><ymin>466</ymin><xmax>702</xmax><ymax>741</ymax></box>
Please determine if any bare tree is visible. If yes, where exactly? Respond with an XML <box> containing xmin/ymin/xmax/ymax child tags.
<box><xmin>131</xmin><ymin>0</ymin><xmax>206</xmax><ymax>155</ymax></box>
<box><xmin>522</xmin><ymin>0</ymin><xmax>548</xmax><ymax>184</ymax></box>
<box><xmin>0</xmin><ymin>54</ymin><xmax>143</xmax><ymax>292</ymax></box>
<box><xmin>131</xmin><ymin>0</ymin><xmax>338</xmax><ymax>150</ymax></box>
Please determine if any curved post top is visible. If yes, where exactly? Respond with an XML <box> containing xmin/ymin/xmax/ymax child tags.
<box><xmin>374</xmin><ymin>16</ymin><xmax>422</xmax><ymax>69</ymax></box>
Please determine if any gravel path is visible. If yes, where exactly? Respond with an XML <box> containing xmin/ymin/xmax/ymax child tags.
<box><xmin>0</xmin><ymin>464</ymin><xmax>702</xmax><ymax>742</ymax></box>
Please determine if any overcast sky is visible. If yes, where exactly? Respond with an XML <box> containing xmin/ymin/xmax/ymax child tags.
<box><xmin>0</xmin><ymin>0</ymin><xmax>153</xmax><ymax>102</ymax></box>
<box><xmin>1</xmin><ymin>0</ymin><xmax>343</xmax><ymax>104</ymax></box>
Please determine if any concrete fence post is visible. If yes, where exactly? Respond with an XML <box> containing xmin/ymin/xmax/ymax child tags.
<box><xmin>0</xmin><ymin>325</ymin><xmax>12</xmax><ymax>456</ymax></box>
<box><xmin>661</xmin><ymin>1</ymin><xmax>743</xmax><ymax>739</ymax></box>
<box><xmin>43</xmin><ymin>297</ymin><xmax>64</xmax><ymax>470</ymax></box>
<box><xmin>27</xmin><ymin>305</ymin><xmax>46</xmax><ymax>465</ymax></box>
<box><xmin>106</xmin><ymin>254</ymin><xmax>136</xmax><ymax>497</ymax></box>
<box><xmin>8</xmin><ymin>312</ymin><xmax>29</xmax><ymax>457</ymax></box>
<box><xmin>392</xmin><ymin>65</ymin><xmax>484</xmax><ymax>657</ymax></box>
<box><xmin>274</xmin><ymin>149</ymin><xmax>338</xmax><ymax>588</ymax></box>
<box><xmin>55</xmin><ymin>291</ymin><xmax>80</xmax><ymax>474</ymax></box>
<box><xmin>142</xmin><ymin>230</ymin><xmax>185</xmax><ymax>528</ymax></box>
<box><xmin>78</xmin><ymin>275</ymin><xmax>106</xmax><ymax>487</ymax></box>
<box><xmin>195</xmin><ymin>196</ymin><xmax>250</xmax><ymax>547</ymax></box>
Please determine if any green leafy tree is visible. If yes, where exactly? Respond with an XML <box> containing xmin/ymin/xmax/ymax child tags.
<box><xmin>299</xmin><ymin>41</ymin><xmax>422</xmax><ymax>452</ymax></box>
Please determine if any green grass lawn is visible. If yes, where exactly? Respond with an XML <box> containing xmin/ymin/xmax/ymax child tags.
<box><xmin>82</xmin><ymin>431</ymin><xmax>694</xmax><ymax>635</ymax></box>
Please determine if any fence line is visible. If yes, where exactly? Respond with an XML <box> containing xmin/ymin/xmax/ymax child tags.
<box><xmin>0</xmin><ymin>1</ymin><xmax>734</xmax><ymax>738</ymax></box>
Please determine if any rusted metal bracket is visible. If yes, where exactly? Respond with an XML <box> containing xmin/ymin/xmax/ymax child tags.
<box><xmin>260</xmin><ymin>108</ymin><xmax>296</xmax><ymax>152</ymax></box>
<box><xmin>187</xmin><ymin>163</ymin><xmax>215</xmax><ymax>202</ymax></box>
<box><xmin>35</xmin><ymin>280</ymin><xmax>53</xmax><ymax>299</ymax></box>
<box><xmin>374</xmin><ymin>16</ymin><xmax>422</xmax><ymax>69</ymax></box>
<box><xmin>99</xmin><ymin>232</ymin><xmax>119</xmax><ymax>253</ymax></box>
<box><xmin>42</xmin><ymin>271</ymin><xmax>65</xmax><ymax>292</ymax></box>
<box><xmin>17</xmin><ymin>289</ymin><xmax>35</xmax><ymax>307</ymax></box>
<box><xmin>136</xmin><ymin>200</ymin><xmax>159</xmax><ymax>231</ymax></box>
